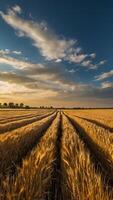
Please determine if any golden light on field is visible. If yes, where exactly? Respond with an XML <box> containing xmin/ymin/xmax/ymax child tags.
<box><xmin>0</xmin><ymin>109</ymin><xmax>113</xmax><ymax>199</ymax></box>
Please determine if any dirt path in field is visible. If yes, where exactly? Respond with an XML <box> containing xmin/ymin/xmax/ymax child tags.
<box><xmin>74</xmin><ymin>115</ymin><xmax>113</xmax><ymax>132</ymax></box>
<box><xmin>65</xmin><ymin>113</ymin><xmax>113</xmax><ymax>187</ymax></box>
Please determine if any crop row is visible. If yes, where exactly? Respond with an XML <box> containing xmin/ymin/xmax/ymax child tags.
<box><xmin>0</xmin><ymin>111</ymin><xmax>54</xmax><ymax>134</ymax></box>
<box><xmin>0</xmin><ymin>111</ymin><xmax>113</xmax><ymax>200</ymax></box>
<box><xmin>0</xmin><ymin>112</ymin><xmax>56</xmax><ymax>176</ymax></box>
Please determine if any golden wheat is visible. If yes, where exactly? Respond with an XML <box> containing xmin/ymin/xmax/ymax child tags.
<box><xmin>1</xmin><ymin>112</ymin><xmax>60</xmax><ymax>200</ymax></box>
<box><xmin>65</xmin><ymin>112</ymin><xmax>113</xmax><ymax>178</ymax></box>
<box><xmin>61</xmin><ymin>114</ymin><xmax>112</xmax><ymax>200</ymax></box>
<box><xmin>0</xmin><ymin>111</ymin><xmax>54</xmax><ymax>134</ymax></box>
<box><xmin>66</xmin><ymin>109</ymin><xmax>113</xmax><ymax>129</ymax></box>
<box><xmin>0</xmin><ymin>112</ymin><xmax>56</xmax><ymax>175</ymax></box>
<box><xmin>0</xmin><ymin>109</ymin><xmax>113</xmax><ymax>199</ymax></box>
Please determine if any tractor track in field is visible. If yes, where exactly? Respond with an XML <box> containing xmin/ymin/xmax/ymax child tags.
<box><xmin>74</xmin><ymin>115</ymin><xmax>113</xmax><ymax>132</ymax></box>
<box><xmin>0</xmin><ymin>111</ymin><xmax>55</xmax><ymax>134</ymax></box>
<box><xmin>65</xmin><ymin>113</ymin><xmax>113</xmax><ymax>188</ymax></box>
<box><xmin>0</xmin><ymin>112</ymin><xmax>57</xmax><ymax>179</ymax></box>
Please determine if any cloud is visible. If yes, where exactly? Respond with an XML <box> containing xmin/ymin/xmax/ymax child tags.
<box><xmin>0</xmin><ymin>61</ymin><xmax>90</xmax><ymax>96</ymax></box>
<box><xmin>0</xmin><ymin>50</ymin><xmax>112</xmax><ymax>104</ymax></box>
<box><xmin>0</xmin><ymin>5</ymin><xmax>105</xmax><ymax>68</ymax></box>
<box><xmin>0</xmin><ymin>70</ymin><xmax>77</xmax><ymax>93</ymax></box>
<box><xmin>81</xmin><ymin>59</ymin><xmax>106</xmax><ymax>69</ymax></box>
<box><xmin>12</xmin><ymin>5</ymin><xmax>22</xmax><ymax>14</ymax></box>
<box><xmin>0</xmin><ymin>49</ymin><xmax>22</xmax><ymax>56</ymax></box>
<box><xmin>0</xmin><ymin>72</ymin><xmax>58</xmax><ymax>99</ymax></box>
<box><xmin>66</xmin><ymin>53</ymin><xmax>87</xmax><ymax>63</ymax></box>
<box><xmin>0</xmin><ymin>53</ymin><xmax>43</xmax><ymax>69</ymax></box>
<box><xmin>0</xmin><ymin>69</ymin><xmax>113</xmax><ymax>107</ymax></box>
<box><xmin>0</xmin><ymin>7</ymin><xmax>76</xmax><ymax>61</ymax></box>
<box><xmin>66</xmin><ymin>69</ymin><xmax>76</xmax><ymax>73</ymax></box>
<box><xmin>101</xmin><ymin>82</ymin><xmax>113</xmax><ymax>89</ymax></box>
<box><xmin>95</xmin><ymin>69</ymin><xmax>113</xmax><ymax>81</ymax></box>
<box><xmin>98</xmin><ymin>60</ymin><xmax>106</xmax><ymax>65</ymax></box>
<box><xmin>0</xmin><ymin>52</ymin><xmax>77</xmax><ymax>89</ymax></box>
<box><xmin>89</xmin><ymin>53</ymin><xmax>96</xmax><ymax>59</ymax></box>
<box><xmin>0</xmin><ymin>80</ymin><xmax>58</xmax><ymax>100</ymax></box>
<box><xmin>12</xmin><ymin>50</ymin><xmax>22</xmax><ymax>55</ymax></box>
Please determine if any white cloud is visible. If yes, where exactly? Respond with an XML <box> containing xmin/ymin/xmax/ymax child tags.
<box><xmin>95</xmin><ymin>70</ymin><xmax>113</xmax><ymax>81</ymax></box>
<box><xmin>81</xmin><ymin>60</ymin><xmax>92</xmax><ymax>67</ymax></box>
<box><xmin>11</xmin><ymin>5</ymin><xmax>22</xmax><ymax>14</ymax></box>
<box><xmin>0</xmin><ymin>53</ymin><xmax>43</xmax><ymax>69</ymax></box>
<box><xmin>98</xmin><ymin>60</ymin><xmax>106</xmax><ymax>65</ymax></box>
<box><xmin>101</xmin><ymin>82</ymin><xmax>113</xmax><ymax>89</ymax></box>
<box><xmin>0</xmin><ymin>8</ymin><xmax>76</xmax><ymax>61</ymax></box>
<box><xmin>66</xmin><ymin>53</ymin><xmax>87</xmax><ymax>63</ymax></box>
<box><xmin>0</xmin><ymin>49</ymin><xmax>22</xmax><ymax>56</ymax></box>
<box><xmin>12</xmin><ymin>50</ymin><xmax>22</xmax><ymax>55</ymax></box>
<box><xmin>0</xmin><ymin>5</ymin><xmax>104</xmax><ymax>68</ymax></box>
<box><xmin>89</xmin><ymin>53</ymin><xmax>96</xmax><ymax>59</ymax></box>
<box><xmin>67</xmin><ymin>69</ymin><xmax>76</xmax><ymax>73</ymax></box>
<box><xmin>81</xmin><ymin>59</ymin><xmax>106</xmax><ymax>69</ymax></box>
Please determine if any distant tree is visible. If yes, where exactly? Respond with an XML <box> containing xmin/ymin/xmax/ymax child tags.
<box><xmin>40</xmin><ymin>106</ymin><xmax>44</xmax><ymax>109</ymax></box>
<box><xmin>20</xmin><ymin>103</ymin><xmax>24</xmax><ymax>108</ymax></box>
<box><xmin>15</xmin><ymin>103</ymin><xmax>19</xmax><ymax>108</ymax></box>
<box><xmin>25</xmin><ymin>105</ymin><xmax>30</xmax><ymax>109</ymax></box>
<box><xmin>9</xmin><ymin>102</ymin><xmax>14</xmax><ymax>108</ymax></box>
<box><xmin>0</xmin><ymin>103</ymin><xmax>2</xmax><ymax>108</ymax></box>
<box><xmin>3</xmin><ymin>103</ymin><xmax>8</xmax><ymax>108</ymax></box>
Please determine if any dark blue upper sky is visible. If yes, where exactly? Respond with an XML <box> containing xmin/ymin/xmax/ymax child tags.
<box><xmin>0</xmin><ymin>0</ymin><xmax>113</xmax><ymax>107</ymax></box>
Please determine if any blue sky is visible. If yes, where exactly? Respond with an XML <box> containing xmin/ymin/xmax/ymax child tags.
<box><xmin>0</xmin><ymin>0</ymin><xmax>113</xmax><ymax>107</ymax></box>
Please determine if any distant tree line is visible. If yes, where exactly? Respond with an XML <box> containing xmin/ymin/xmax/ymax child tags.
<box><xmin>39</xmin><ymin>106</ymin><xmax>53</xmax><ymax>109</ymax></box>
<box><xmin>0</xmin><ymin>102</ymin><xmax>30</xmax><ymax>109</ymax></box>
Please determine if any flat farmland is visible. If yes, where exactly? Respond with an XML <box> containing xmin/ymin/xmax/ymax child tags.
<box><xmin>0</xmin><ymin>109</ymin><xmax>113</xmax><ymax>200</ymax></box>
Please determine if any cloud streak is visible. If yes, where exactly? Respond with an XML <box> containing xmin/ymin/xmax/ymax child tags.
<box><xmin>0</xmin><ymin>53</ymin><xmax>43</xmax><ymax>69</ymax></box>
<box><xmin>0</xmin><ymin>49</ymin><xmax>22</xmax><ymax>56</ymax></box>
<box><xmin>0</xmin><ymin>5</ymin><xmax>105</xmax><ymax>69</ymax></box>
<box><xmin>95</xmin><ymin>70</ymin><xmax>113</xmax><ymax>81</ymax></box>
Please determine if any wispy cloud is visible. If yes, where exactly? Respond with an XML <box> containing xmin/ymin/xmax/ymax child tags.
<box><xmin>0</xmin><ymin>49</ymin><xmax>22</xmax><ymax>56</ymax></box>
<box><xmin>0</xmin><ymin>51</ymin><xmax>77</xmax><ymax>88</ymax></box>
<box><xmin>11</xmin><ymin>5</ymin><xmax>22</xmax><ymax>14</ymax></box>
<box><xmin>0</xmin><ymin>5</ymin><xmax>105</xmax><ymax>69</ymax></box>
<box><xmin>101</xmin><ymin>82</ymin><xmax>113</xmax><ymax>89</ymax></box>
<box><xmin>0</xmin><ymin>53</ymin><xmax>43</xmax><ymax>69</ymax></box>
<box><xmin>95</xmin><ymin>69</ymin><xmax>113</xmax><ymax>81</ymax></box>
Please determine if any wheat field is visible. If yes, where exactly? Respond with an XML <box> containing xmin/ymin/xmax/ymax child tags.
<box><xmin>0</xmin><ymin>109</ymin><xmax>113</xmax><ymax>200</ymax></box>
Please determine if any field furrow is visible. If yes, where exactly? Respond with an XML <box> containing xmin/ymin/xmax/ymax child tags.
<box><xmin>1</xmin><ymin>112</ymin><xmax>61</xmax><ymax>200</ymax></box>
<box><xmin>0</xmin><ymin>111</ymin><xmax>54</xmax><ymax>134</ymax></box>
<box><xmin>50</xmin><ymin>112</ymin><xmax>62</xmax><ymax>200</ymax></box>
<box><xmin>61</xmin><ymin>114</ymin><xmax>112</xmax><ymax>200</ymax></box>
<box><xmin>0</xmin><ymin>112</ymin><xmax>56</xmax><ymax>176</ymax></box>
